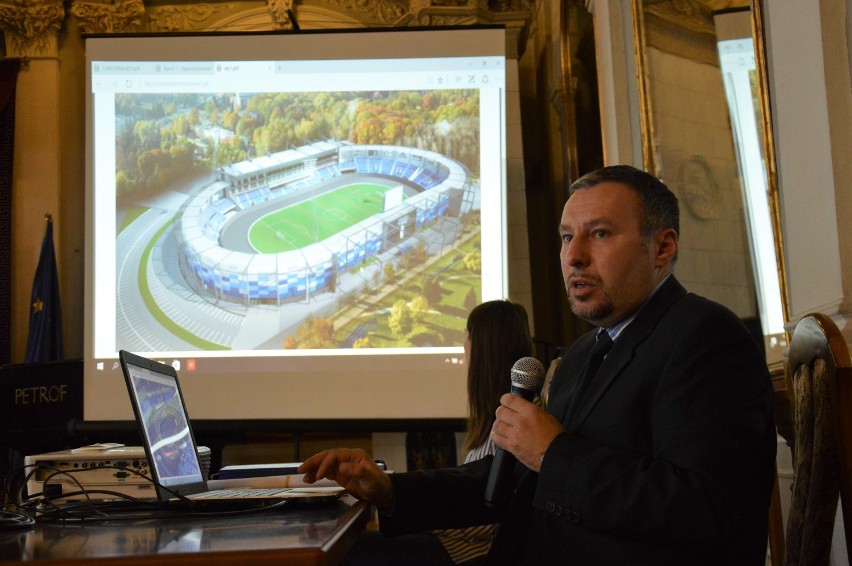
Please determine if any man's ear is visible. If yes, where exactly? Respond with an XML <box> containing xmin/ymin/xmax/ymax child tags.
<box><xmin>654</xmin><ymin>228</ymin><xmax>678</xmax><ymax>266</ymax></box>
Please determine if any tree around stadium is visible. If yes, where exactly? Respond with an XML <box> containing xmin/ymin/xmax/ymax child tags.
<box><xmin>388</xmin><ymin>300</ymin><xmax>413</xmax><ymax>338</ymax></box>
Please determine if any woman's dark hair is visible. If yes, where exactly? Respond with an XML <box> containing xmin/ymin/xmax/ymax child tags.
<box><xmin>464</xmin><ymin>300</ymin><xmax>533</xmax><ymax>454</ymax></box>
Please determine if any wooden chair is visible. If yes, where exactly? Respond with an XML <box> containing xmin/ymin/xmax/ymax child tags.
<box><xmin>768</xmin><ymin>359</ymin><xmax>792</xmax><ymax>566</ymax></box>
<box><xmin>784</xmin><ymin>313</ymin><xmax>852</xmax><ymax>565</ymax></box>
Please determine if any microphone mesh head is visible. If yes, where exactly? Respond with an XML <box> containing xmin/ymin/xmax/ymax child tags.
<box><xmin>510</xmin><ymin>356</ymin><xmax>545</xmax><ymax>392</ymax></box>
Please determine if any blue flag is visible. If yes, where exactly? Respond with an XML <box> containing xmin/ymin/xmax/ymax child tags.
<box><xmin>24</xmin><ymin>216</ymin><xmax>64</xmax><ymax>363</ymax></box>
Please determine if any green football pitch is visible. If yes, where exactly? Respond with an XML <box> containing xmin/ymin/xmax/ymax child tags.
<box><xmin>249</xmin><ymin>183</ymin><xmax>395</xmax><ymax>253</ymax></box>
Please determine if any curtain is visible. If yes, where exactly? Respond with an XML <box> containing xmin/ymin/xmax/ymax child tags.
<box><xmin>0</xmin><ymin>59</ymin><xmax>21</xmax><ymax>365</ymax></box>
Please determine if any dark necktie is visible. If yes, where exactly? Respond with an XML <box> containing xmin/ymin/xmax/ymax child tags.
<box><xmin>564</xmin><ymin>331</ymin><xmax>614</xmax><ymax>423</ymax></box>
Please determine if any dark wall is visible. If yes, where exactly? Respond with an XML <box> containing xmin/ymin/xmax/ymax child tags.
<box><xmin>521</xmin><ymin>9</ymin><xmax>601</xmax><ymax>357</ymax></box>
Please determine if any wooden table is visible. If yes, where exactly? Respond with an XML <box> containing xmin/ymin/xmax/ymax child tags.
<box><xmin>0</xmin><ymin>496</ymin><xmax>371</xmax><ymax>565</ymax></box>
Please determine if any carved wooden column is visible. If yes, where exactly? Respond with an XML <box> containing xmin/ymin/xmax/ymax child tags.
<box><xmin>0</xmin><ymin>0</ymin><xmax>66</xmax><ymax>362</ymax></box>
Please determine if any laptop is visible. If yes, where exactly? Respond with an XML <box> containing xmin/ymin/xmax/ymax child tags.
<box><xmin>118</xmin><ymin>350</ymin><xmax>344</xmax><ymax>506</ymax></box>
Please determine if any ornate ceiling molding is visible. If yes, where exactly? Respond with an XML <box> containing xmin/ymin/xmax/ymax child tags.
<box><xmin>0</xmin><ymin>0</ymin><xmax>64</xmax><ymax>58</ymax></box>
<box><xmin>644</xmin><ymin>0</ymin><xmax>715</xmax><ymax>37</ymax></box>
<box><xmin>148</xmin><ymin>3</ymin><xmax>239</xmax><ymax>32</ymax></box>
<box><xmin>266</xmin><ymin>0</ymin><xmax>296</xmax><ymax>29</ymax></box>
<box><xmin>642</xmin><ymin>0</ymin><xmax>750</xmax><ymax>37</ymax></box>
<box><xmin>315</xmin><ymin>0</ymin><xmax>408</xmax><ymax>26</ymax></box>
<box><xmin>1</xmin><ymin>0</ymin><xmax>535</xmax><ymax>61</ymax></box>
<box><xmin>70</xmin><ymin>0</ymin><xmax>145</xmax><ymax>34</ymax></box>
<box><xmin>641</xmin><ymin>0</ymin><xmax>727</xmax><ymax>66</ymax></box>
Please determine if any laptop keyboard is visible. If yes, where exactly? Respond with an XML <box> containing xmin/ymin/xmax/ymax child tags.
<box><xmin>191</xmin><ymin>487</ymin><xmax>292</xmax><ymax>499</ymax></box>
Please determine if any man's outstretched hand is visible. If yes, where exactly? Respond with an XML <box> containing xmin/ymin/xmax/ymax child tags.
<box><xmin>299</xmin><ymin>448</ymin><xmax>394</xmax><ymax>509</ymax></box>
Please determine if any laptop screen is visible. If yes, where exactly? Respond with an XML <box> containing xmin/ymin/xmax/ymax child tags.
<box><xmin>123</xmin><ymin>357</ymin><xmax>205</xmax><ymax>488</ymax></box>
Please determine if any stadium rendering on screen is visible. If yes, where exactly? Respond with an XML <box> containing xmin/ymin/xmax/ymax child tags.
<box><xmin>84</xmin><ymin>29</ymin><xmax>510</xmax><ymax>420</ymax></box>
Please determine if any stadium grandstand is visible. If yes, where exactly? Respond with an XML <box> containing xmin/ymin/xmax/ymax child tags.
<box><xmin>174</xmin><ymin>140</ymin><xmax>477</xmax><ymax>306</ymax></box>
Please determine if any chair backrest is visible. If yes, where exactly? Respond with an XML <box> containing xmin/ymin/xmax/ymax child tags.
<box><xmin>785</xmin><ymin>313</ymin><xmax>852</xmax><ymax>566</ymax></box>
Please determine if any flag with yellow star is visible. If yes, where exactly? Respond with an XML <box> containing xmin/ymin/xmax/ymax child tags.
<box><xmin>24</xmin><ymin>216</ymin><xmax>64</xmax><ymax>363</ymax></box>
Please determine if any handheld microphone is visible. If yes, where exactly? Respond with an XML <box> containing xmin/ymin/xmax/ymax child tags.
<box><xmin>484</xmin><ymin>356</ymin><xmax>545</xmax><ymax>508</ymax></box>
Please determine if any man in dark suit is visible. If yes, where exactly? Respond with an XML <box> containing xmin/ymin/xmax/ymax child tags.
<box><xmin>300</xmin><ymin>165</ymin><xmax>776</xmax><ymax>565</ymax></box>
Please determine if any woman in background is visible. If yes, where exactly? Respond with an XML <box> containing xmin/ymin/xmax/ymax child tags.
<box><xmin>346</xmin><ymin>299</ymin><xmax>533</xmax><ymax>565</ymax></box>
<box><xmin>431</xmin><ymin>299</ymin><xmax>534</xmax><ymax>564</ymax></box>
<box><xmin>459</xmin><ymin>299</ymin><xmax>534</xmax><ymax>462</ymax></box>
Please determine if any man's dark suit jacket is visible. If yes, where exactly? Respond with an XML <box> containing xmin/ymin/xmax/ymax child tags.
<box><xmin>380</xmin><ymin>277</ymin><xmax>776</xmax><ymax>565</ymax></box>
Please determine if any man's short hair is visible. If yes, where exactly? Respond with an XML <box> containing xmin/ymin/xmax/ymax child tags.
<box><xmin>568</xmin><ymin>165</ymin><xmax>680</xmax><ymax>241</ymax></box>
